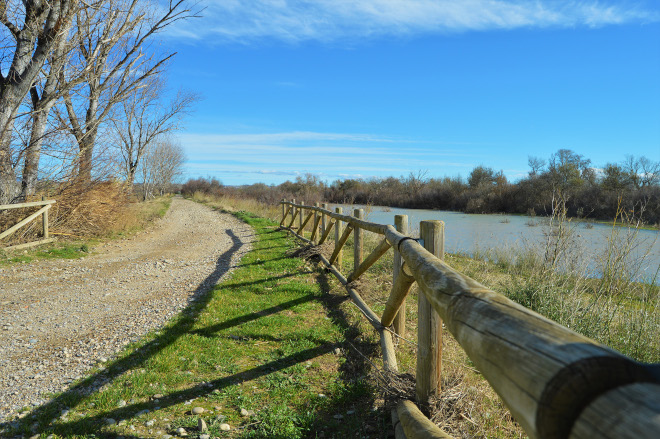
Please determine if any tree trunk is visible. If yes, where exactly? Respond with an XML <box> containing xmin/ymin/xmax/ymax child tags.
<box><xmin>77</xmin><ymin>124</ymin><xmax>98</xmax><ymax>182</ymax></box>
<box><xmin>78</xmin><ymin>139</ymin><xmax>94</xmax><ymax>182</ymax></box>
<box><xmin>0</xmin><ymin>94</ymin><xmax>22</xmax><ymax>204</ymax></box>
<box><xmin>20</xmin><ymin>103</ymin><xmax>54</xmax><ymax>198</ymax></box>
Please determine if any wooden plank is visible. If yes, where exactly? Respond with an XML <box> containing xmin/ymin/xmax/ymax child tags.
<box><xmin>333</xmin><ymin>207</ymin><xmax>344</xmax><ymax>270</ymax></box>
<box><xmin>329</xmin><ymin>222</ymin><xmax>353</xmax><ymax>267</ymax></box>
<box><xmin>3</xmin><ymin>238</ymin><xmax>56</xmax><ymax>251</ymax></box>
<box><xmin>393</xmin><ymin>214</ymin><xmax>408</xmax><ymax>337</ymax></box>
<box><xmin>0</xmin><ymin>199</ymin><xmax>55</xmax><ymax>210</ymax></box>
<box><xmin>0</xmin><ymin>204</ymin><xmax>51</xmax><ymax>241</ymax></box>
<box><xmin>324</xmin><ymin>253</ymin><xmax>397</xmax><ymax>371</ymax></box>
<box><xmin>286</xmin><ymin>206</ymin><xmax>299</xmax><ymax>229</ymax></box>
<box><xmin>298</xmin><ymin>201</ymin><xmax>305</xmax><ymax>233</ymax></box>
<box><xmin>381</xmin><ymin>267</ymin><xmax>416</xmax><ymax>327</ymax></box>
<box><xmin>317</xmin><ymin>220</ymin><xmax>335</xmax><ymax>245</ymax></box>
<box><xmin>284</xmin><ymin>201</ymin><xmax>388</xmax><ymax>235</ymax></box>
<box><xmin>280</xmin><ymin>200</ymin><xmax>287</xmax><ymax>225</ymax></box>
<box><xmin>384</xmin><ymin>224</ymin><xmax>660</xmax><ymax>439</ymax></box>
<box><xmin>353</xmin><ymin>208</ymin><xmax>364</xmax><ymax>271</ymax></box>
<box><xmin>569</xmin><ymin>383</ymin><xmax>660</xmax><ymax>439</ymax></box>
<box><xmin>347</xmin><ymin>238</ymin><xmax>391</xmax><ymax>283</ymax></box>
<box><xmin>321</xmin><ymin>203</ymin><xmax>328</xmax><ymax>237</ymax></box>
<box><xmin>280</xmin><ymin>203</ymin><xmax>291</xmax><ymax>226</ymax></box>
<box><xmin>310</xmin><ymin>206</ymin><xmax>321</xmax><ymax>242</ymax></box>
<box><xmin>397</xmin><ymin>400</ymin><xmax>454</xmax><ymax>439</ymax></box>
<box><xmin>297</xmin><ymin>210</ymin><xmax>314</xmax><ymax>236</ymax></box>
<box><xmin>42</xmin><ymin>196</ymin><xmax>49</xmax><ymax>239</ymax></box>
<box><xmin>417</xmin><ymin>221</ymin><xmax>444</xmax><ymax>408</ymax></box>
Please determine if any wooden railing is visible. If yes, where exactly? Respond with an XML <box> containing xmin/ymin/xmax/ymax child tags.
<box><xmin>0</xmin><ymin>199</ymin><xmax>55</xmax><ymax>250</ymax></box>
<box><xmin>280</xmin><ymin>199</ymin><xmax>660</xmax><ymax>439</ymax></box>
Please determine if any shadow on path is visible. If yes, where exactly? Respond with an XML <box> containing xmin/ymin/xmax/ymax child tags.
<box><xmin>0</xmin><ymin>228</ymin><xmax>244</xmax><ymax>436</ymax></box>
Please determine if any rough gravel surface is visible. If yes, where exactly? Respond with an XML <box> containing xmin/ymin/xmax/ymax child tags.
<box><xmin>0</xmin><ymin>198</ymin><xmax>253</xmax><ymax>422</ymax></box>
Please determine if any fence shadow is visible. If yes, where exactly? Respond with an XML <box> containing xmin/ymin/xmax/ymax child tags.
<box><xmin>0</xmin><ymin>228</ymin><xmax>245</xmax><ymax>437</ymax></box>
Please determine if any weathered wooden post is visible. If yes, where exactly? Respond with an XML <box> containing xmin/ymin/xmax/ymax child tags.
<box><xmin>287</xmin><ymin>199</ymin><xmax>297</xmax><ymax>228</ymax></box>
<box><xmin>321</xmin><ymin>203</ymin><xmax>328</xmax><ymax>237</ymax></box>
<box><xmin>353</xmin><ymin>208</ymin><xmax>364</xmax><ymax>271</ymax></box>
<box><xmin>417</xmin><ymin>220</ymin><xmax>444</xmax><ymax>410</ymax></box>
<box><xmin>42</xmin><ymin>195</ymin><xmax>49</xmax><ymax>239</ymax></box>
<box><xmin>334</xmin><ymin>207</ymin><xmax>343</xmax><ymax>271</ymax></box>
<box><xmin>392</xmin><ymin>214</ymin><xmax>408</xmax><ymax>337</ymax></box>
<box><xmin>299</xmin><ymin>201</ymin><xmax>305</xmax><ymax>235</ymax></box>
<box><xmin>310</xmin><ymin>203</ymin><xmax>321</xmax><ymax>242</ymax></box>
<box><xmin>281</xmin><ymin>199</ymin><xmax>286</xmax><ymax>224</ymax></box>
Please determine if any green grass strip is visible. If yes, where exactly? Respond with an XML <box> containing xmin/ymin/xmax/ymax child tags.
<box><xmin>4</xmin><ymin>210</ymin><xmax>388</xmax><ymax>438</ymax></box>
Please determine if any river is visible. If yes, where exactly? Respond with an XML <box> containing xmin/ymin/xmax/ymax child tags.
<box><xmin>330</xmin><ymin>204</ymin><xmax>660</xmax><ymax>284</ymax></box>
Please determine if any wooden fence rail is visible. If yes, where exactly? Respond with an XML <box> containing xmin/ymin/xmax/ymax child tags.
<box><xmin>0</xmin><ymin>199</ymin><xmax>56</xmax><ymax>250</ymax></box>
<box><xmin>279</xmin><ymin>199</ymin><xmax>660</xmax><ymax>439</ymax></box>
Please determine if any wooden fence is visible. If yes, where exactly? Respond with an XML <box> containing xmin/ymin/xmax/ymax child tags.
<box><xmin>0</xmin><ymin>199</ymin><xmax>55</xmax><ymax>250</ymax></box>
<box><xmin>280</xmin><ymin>200</ymin><xmax>660</xmax><ymax>439</ymax></box>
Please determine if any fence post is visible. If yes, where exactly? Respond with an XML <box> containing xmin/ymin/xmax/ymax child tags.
<box><xmin>299</xmin><ymin>201</ymin><xmax>305</xmax><ymax>235</ymax></box>
<box><xmin>393</xmin><ymin>214</ymin><xmax>408</xmax><ymax>337</ymax></box>
<box><xmin>334</xmin><ymin>207</ymin><xmax>343</xmax><ymax>271</ymax></box>
<box><xmin>311</xmin><ymin>203</ymin><xmax>320</xmax><ymax>242</ymax></box>
<box><xmin>417</xmin><ymin>220</ymin><xmax>444</xmax><ymax>411</ymax></box>
<box><xmin>42</xmin><ymin>195</ymin><xmax>49</xmax><ymax>239</ymax></box>
<box><xmin>281</xmin><ymin>199</ymin><xmax>286</xmax><ymax>224</ymax></box>
<box><xmin>353</xmin><ymin>208</ymin><xmax>364</xmax><ymax>271</ymax></box>
<box><xmin>321</xmin><ymin>203</ymin><xmax>328</xmax><ymax>237</ymax></box>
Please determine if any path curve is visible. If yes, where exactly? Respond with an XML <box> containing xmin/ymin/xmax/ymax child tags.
<box><xmin>0</xmin><ymin>198</ymin><xmax>253</xmax><ymax>421</ymax></box>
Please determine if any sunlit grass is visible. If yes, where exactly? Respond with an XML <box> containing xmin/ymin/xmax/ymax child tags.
<box><xmin>4</xmin><ymin>209</ymin><xmax>391</xmax><ymax>439</ymax></box>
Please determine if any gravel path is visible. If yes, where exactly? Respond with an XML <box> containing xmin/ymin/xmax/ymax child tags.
<box><xmin>0</xmin><ymin>198</ymin><xmax>253</xmax><ymax>422</ymax></box>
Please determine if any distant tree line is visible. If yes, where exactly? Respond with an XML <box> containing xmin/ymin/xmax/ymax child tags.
<box><xmin>183</xmin><ymin>149</ymin><xmax>660</xmax><ymax>226</ymax></box>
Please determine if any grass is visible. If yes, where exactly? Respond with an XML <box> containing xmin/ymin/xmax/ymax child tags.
<box><xmin>0</xmin><ymin>242</ymin><xmax>91</xmax><ymax>265</ymax></box>
<box><xmin>0</xmin><ymin>196</ymin><xmax>172</xmax><ymax>266</ymax></box>
<box><xmin>5</xmin><ymin>195</ymin><xmax>656</xmax><ymax>439</ymax></box>
<box><xmin>2</xmin><ymin>208</ymin><xmax>392</xmax><ymax>438</ymax></box>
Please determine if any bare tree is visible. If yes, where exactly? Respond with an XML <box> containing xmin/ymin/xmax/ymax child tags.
<box><xmin>624</xmin><ymin>155</ymin><xmax>660</xmax><ymax>188</ymax></box>
<box><xmin>139</xmin><ymin>137</ymin><xmax>185</xmax><ymax>199</ymax></box>
<box><xmin>639</xmin><ymin>156</ymin><xmax>660</xmax><ymax>187</ymax></box>
<box><xmin>0</xmin><ymin>0</ymin><xmax>76</xmax><ymax>203</ymax></box>
<box><xmin>111</xmin><ymin>74</ymin><xmax>197</xmax><ymax>186</ymax></box>
<box><xmin>58</xmin><ymin>0</ymin><xmax>197</xmax><ymax>182</ymax></box>
<box><xmin>528</xmin><ymin>156</ymin><xmax>546</xmax><ymax>177</ymax></box>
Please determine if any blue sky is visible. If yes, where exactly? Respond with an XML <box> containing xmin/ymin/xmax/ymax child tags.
<box><xmin>159</xmin><ymin>0</ymin><xmax>660</xmax><ymax>186</ymax></box>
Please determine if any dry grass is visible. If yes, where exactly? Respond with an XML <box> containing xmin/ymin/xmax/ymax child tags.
<box><xmin>1</xmin><ymin>181</ymin><xmax>133</xmax><ymax>247</ymax></box>
<box><xmin>48</xmin><ymin>181</ymin><xmax>133</xmax><ymax>236</ymax></box>
<box><xmin>1</xmin><ymin>181</ymin><xmax>173</xmax><ymax>254</ymax></box>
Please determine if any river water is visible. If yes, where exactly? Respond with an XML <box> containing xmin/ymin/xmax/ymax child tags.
<box><xmin>330</xmin><ymin>204</ymin><xmax>660</xmax><ymax>284</ymax></box>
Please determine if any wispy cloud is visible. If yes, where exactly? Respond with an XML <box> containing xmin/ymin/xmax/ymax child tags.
<box><xmin>181</xmin><ymin>131</ymin><xmax>398</xmax><ymax>144</ymax></box>
<box><xmin>179</xmin><ymin>130</ymin><xmax>481</xmax><ymax>184</ymax></box>
<box><xmin>170</xmin><ymin>0</ymin><xmax>659</xmax><ymax>42</ymax></box>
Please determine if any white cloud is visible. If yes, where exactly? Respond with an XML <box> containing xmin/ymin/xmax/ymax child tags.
<box><xmin>179</xmin><ymin>129</ymin><xmax>480</xmax><ymax>185</ymax></box>
<box><xmin>169</xmin><ymin>0</ymin><xmax>659</xmax><ymax>42</ymax></box>
<box><xmin>180</xmin><ymin>131</ymin><xmax>398</xmax><ymax>144</ymax></box>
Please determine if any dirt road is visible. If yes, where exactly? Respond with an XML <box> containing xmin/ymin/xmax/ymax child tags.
<box><xmin>0</xmin><ymin>198</ymin><xmax>253</xmax><ymax>421</ymax></box>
